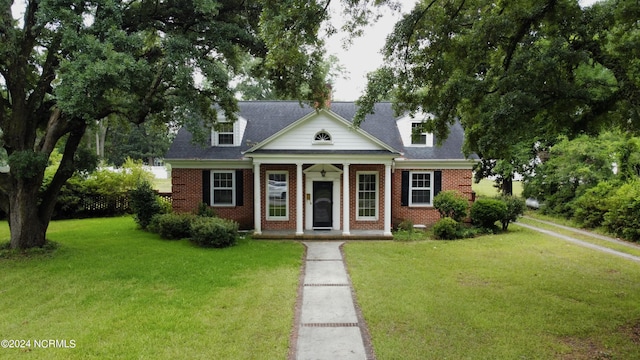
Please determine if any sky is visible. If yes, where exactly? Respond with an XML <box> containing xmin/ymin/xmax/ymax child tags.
<box><xmin>325</xmin><ymin>0</ymin><xmax>602</xmax><ymax>101</ymax></box>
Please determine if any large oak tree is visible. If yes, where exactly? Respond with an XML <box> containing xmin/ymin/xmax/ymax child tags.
<box><xmin>356</xmin><ymin>0</ymin><xmax>640</xmax><ymax>194</ymax></box>
<box><xmin>0</xmin><ymin>0</ymin><xmax>384</xmax><ymax>249</ymax></box>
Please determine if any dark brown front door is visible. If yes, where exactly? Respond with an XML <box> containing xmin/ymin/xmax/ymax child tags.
<box><xmin>313</xmin><ymin>181</ymin><xmax>333</xmax><ymax>228</ymax></box>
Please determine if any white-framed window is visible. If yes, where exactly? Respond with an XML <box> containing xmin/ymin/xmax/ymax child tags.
<box><xmin>313</xmin><ymin>130</ymin><xmax>332</xmax><ymax>144</ymax></box>
<box><xmin>411</xmin><ymin>123</ymin><xmax>433</xmax><ymax>146</ymax></box>
<box><xmin>215</xmin><ymin>122</ymin><xmax>234</xmax><ymax>146</ymax></box>
<box><xmin>266</xmin><ymin>172</ymin><xmax>288</xmax><ymax>220</ymax></box>
<box><xmin>211</xmin><ymin>171</ymin><xmax>235</xmax><ymax>206</ymax></box>
<box><xmin>357</xmin><ymin>172</ymin><xmax>378</xmax><ymax>220</ymax></box>
<box><xmin>410</xmin><ymin>171</ymin><xmax>433</xmax><ymax>206</ymax></box>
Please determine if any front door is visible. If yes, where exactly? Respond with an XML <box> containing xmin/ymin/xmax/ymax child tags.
<box><xmin>313</xmin><ymin>181</ymin><xmax>333</xmax><ymax>228</ymax></box>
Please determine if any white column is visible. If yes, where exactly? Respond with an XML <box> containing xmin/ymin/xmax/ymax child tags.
<box><xmin>296</xmin><ymin>162</ymin><xmax>304</xmax><ymax>235</ymax></box>
<box><xmin>253</xmin><ymin>162</ymin><xmax>262</xmax><ymax>235</ymax></box>
<box><xmin>384</xmin><ymin>163</ymin><xmax>392</xmax><ymax>236</ymax></box>
<box><xmin>342</xmin><ymin>163</ymin><xmax>350</xmax><ymax>236</ymax></box>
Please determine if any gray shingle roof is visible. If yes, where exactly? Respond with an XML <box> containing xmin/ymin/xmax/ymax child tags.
<box><xmin>165</xmin><ymin>101</ymin><xmax>470</xmax><ymax>161</ymax></box>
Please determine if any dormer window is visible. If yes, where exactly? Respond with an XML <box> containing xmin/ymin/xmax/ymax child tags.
<box><xmin>411</xmin><ymin>123</ymin><xmax>434</xmax><ymax>147</ymax></box>
<box><xmin>313</xmin><ymin>130</ymin><xmax>332</xmax><ymax>144</ymax></box>
<box><xmin>217</xmin><ymin>123</ymin><xmax>234</xmax><ymax>145</ymax></box>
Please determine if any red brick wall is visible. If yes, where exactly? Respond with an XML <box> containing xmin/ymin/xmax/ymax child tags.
<box><xmin>171</xmin><ymin>168</ymin><xmax>254</xmax><ymax>230</ymax></box>
<box><xmin>172</xmin><ymin>165</ymin><xmax>473</xmax><ymax>232</ymax></box>
<box><xmin>391</xmin><ymin>168</ymin><xmax>473</xmax><ymax>228</ymax></box>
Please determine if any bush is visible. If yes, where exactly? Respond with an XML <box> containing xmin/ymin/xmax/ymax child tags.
<box><xmin>603</xmin><ymin>180</ymin><xmax>640</xmax><ymax>242</ymax></box>
<box><xmin>195</xmin><ymin>202</ymin><xmax>215</xmax><ymax>217</ymax></box>
<box><xmin>190</xmin><ymin>217</ymin><xmax>239</xmax><ymax>248</ymax></box>
<box><xmin>150</xmin><ymin>213</ymin><xmax>196</xmax><ymax>240</ymax></box>
<box><xmin>432</xmin><ymin>217</ymin><xmax>461</xmax><ymax>240</ymax></box>
<box><xmin>499</xmin><ymin>196</ymin><xmax>525</xmax><ymax>230</ymax></box>
<box><xmin>572</xmin><ymin>181</ymin><xmax>617</xmax><ymax>228</ymax></box>
<box><xmin>129</xmin><ymin>181</ymin><xmax>161</xmax><ymax>229</ymax></box>
<box><xmin>433</xmin><ymin>190</ymin><xmax>469</xmax><ymax>222</ymax></box>
<box><xmin>397</xmin><ymin>219</ymin><xmax>414</xmax><ymax>232</ymax></box>
<box><xmin>470</xmin><ymin>198</ymin><xmax>507</xmax><ymax>231</ymax></box>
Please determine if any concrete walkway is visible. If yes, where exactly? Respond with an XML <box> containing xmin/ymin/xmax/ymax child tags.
<box><xmin>516</xmin><ymin>221</ymin><xmax>640</xmax><ymax>263</ymax></box>
<box><xmin>291</xmin><ymin>241</ymin><xmax>374</xmax><ymax>360</ymax></box>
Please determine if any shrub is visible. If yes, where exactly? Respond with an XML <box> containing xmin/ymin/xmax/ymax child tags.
<box><xmin>432</xmin><ymin>217</ymin><xmax>461</xmax><ymax>240</ymax></box>
<box><xmin>129</xmin><ymin>181</ymin><xmax>161</xmax><ymax>229</ymax></box>
<box><xmin>190</xmin><ymin>217</ymin><xmax>239</xmax><ymax>248</ymax></box>
<box><xmin>498</xmin><ymin>196</ymin><xmax>525</xmax><ymax>230</ymax></box>
<box><xmin>397</xmin><ymin>219</ymin><xmax>414</xmax><ymax>232</ymax></box>
<box><xmin>470</xmin><ymin>198</ymin><xmax>507</xmax><ymax>231</ymax></box>
<box><xmin>433</xmin><ymin>190</ymin><xmax>469</xmax><ymax>222</ymax></box>
<box><xmin>603</xmin><ymin>180</ymin><xmax>640</xmax><ymax>242</ymax></box>
<box><xmin>572</xmin><ymin>181</ymin><xmax>617</xmax><ymax>228</ymax></box>
<box><xmin>195</xmin><ymin>202</ymin><xmax>215</xmax><ymax>217</ymax></box>
<box><xmin>150</xmin><ymin>213</ymin><xmax>196</xmax><ymax>240</ymax></box>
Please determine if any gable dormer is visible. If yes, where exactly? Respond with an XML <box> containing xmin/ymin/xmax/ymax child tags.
<box><xmin>397</xmin><ymin>112</ymin><xmax>435</xmax><ymax>147</ymax></box>
<box><xmin>211</xmin><ymin>116</ymin><xmax>247</xmax><ymax>147</ymax></box>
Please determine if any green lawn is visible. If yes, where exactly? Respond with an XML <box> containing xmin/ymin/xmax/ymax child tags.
<box><xmin>344</xmin><ymin>227</ymin><xmax>640</xmax><ymax>359</ymax></box>
<box><xmin>473</xmin><ymin>179</ymin><xmax>524</xmax><ymax>197</ymax></box>
<box><xmin>0</xmin><ymin>217</ymin><xmax>303</xmax><ymax>359</ymax></box>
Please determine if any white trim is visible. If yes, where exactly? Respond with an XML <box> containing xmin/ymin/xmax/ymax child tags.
<box><xmin>304</xmin><ymin>170</ymin><xmax>341</xmax><ymax>231</ymax></box>
<box><xmin>356</xmin><ymin>171</ymin><xmax>378</xmax><ymax>221</ymax></box>
<box><xmin>384</xmin><ymin>164</ymin><xmax>392</xmax><ymax>235</ymax></box>
<box><xmin>250</xmin><ymin>153</ymin><xmax>396</xmax><ymax>164</ymax></box>
<box><xmin>211</xmin><ymin>170</ymin><xmax>235</xmax><ymax>207</ymax></box>
<box><xmin>296</xmin><ymin>163</ymin><xmax>304</xmax><ymax>235</ymax></box>
<box><xmin>266</xmin><ymin>171</ymin><xmax>288</xmax><ymax>221</ymax></box>
<box><xmin>164</xmin><ymin>159</ymin><xmax>252</xmax><ymax>169</ymax></box>
<box><xmin>342</xmin><ymin>163</ymin><xmax>350</xmax><ymax>236</ymax></box>
<box><xmin>253</xmin><ymin>162</ymin><xmax>262</xmax><ymax>235</ymax></box>
<box><xmin>393</xmin><ymin>158</ymin><xmax>476</xmax><ymax>169</ymax></box>
<box><xmin>408</xmin><ymin>171</ymin><xmax>434</xmax><ymax>207</ymax></box>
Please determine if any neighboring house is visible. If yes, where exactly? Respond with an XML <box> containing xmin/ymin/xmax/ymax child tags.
<box><xmin>164</xmin><ymin>101</ymin><xmax>476</xmax><ymax>238</ymax></box>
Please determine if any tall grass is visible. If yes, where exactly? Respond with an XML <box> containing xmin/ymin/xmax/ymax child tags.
<box><xmin>0</xmin><ymin>217</ymin><xmax>303</xmax><ymax>359</ymax></box>
<box><xmin>344</xmin><ymin>226</ymin><xmax>640</xmax><ymax>359</ymax></box>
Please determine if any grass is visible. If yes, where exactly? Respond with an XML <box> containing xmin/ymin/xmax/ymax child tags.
<box><xmin>344</xmin><ymin>227</ymin><xmax>640</xmax><ymax>359</ymax></box>
<box><xmin>517</xmin><ymin>216</ymin><xmax>640</xmax><ymax>258</ymax></box>
<box><xmin>0</xmin><ymin>217</ymin><xmax>303</xmax><ymax>359</ymax></box>
<box><xmin>152</xmin><ymin>177</ymin><xmax>172</xmax><ymax>193</ymax></box>
<box><xmin>473</xmin><ymin>179</ymin><xmax>524</xmax><ymax>198</ymax></box>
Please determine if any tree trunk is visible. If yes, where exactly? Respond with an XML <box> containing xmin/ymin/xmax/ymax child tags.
<box><xmin>9</xmin><ymin>180</ymin><xmax>48</xmax><ymax>249</ymax></box>
<box><xmin>501</xmin><ymin>177</ymin><xmax>513</xmax><ymax>196</ymax></box>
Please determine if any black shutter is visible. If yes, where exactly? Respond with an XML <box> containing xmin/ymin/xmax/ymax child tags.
<box><xmin>401</xmin><ymin>171</ymin><xmax>409</xmax><ymax>206</ymax></box>
<box><xmin>235</xmin><ymin>170</ymin><xmax>244</xmax><ymax>206</ymax></box>
<box><xmin>202</xmin><ymin>170</ymin><xmax>211</xmax><ymax>205</ymax></box>
<box><xmin>434</xmin><ymin>170</ymin><xmax>442</xmax><ymax>197</ymax></box>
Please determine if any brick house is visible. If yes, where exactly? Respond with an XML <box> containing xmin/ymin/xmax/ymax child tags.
<box><xmin>164</xmin><ymin>101</ymin><xmax>476</xmax><ymax>239</ymax></box>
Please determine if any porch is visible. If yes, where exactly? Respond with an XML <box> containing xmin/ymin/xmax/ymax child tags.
<box><xmin>252</xmin><ymin>229</ymin><xmax>394</xmax><ymax>240</ymax></box>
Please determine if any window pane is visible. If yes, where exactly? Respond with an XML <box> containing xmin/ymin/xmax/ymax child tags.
<box><xmin>411</xmin><ymin>190</ymin><xmax>430</xmax><ymax>204</ymax></box>
<box><xmin>411</xmin><ymin>123</ymin><xmax>426</xmax><ymax>144</ymax></box>
<box><xmin>267</xmin><ymin>173</ymin><xmax>288</xmax><ymax>219</ymax></box>
<box><xmin>357</xmin><ymin>173</ymin><xmax>376</xmax><ymax>218</ymax></box>
<box><xmin>212</xmin><ymin>172</ymin><xmax>234</xmax><ymax>205</ymax></box>
<box><xmin>214</xmin><ymin>189</ymin><xmax>233</xmax><ymax>204</ymax></box>
<box><xmin>218</xmin><ymin>134</ymin><xmax>234</xmax><ymax>145</ymax></box>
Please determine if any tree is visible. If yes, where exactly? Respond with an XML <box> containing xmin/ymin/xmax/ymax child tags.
<box><xmin>234</xmin><ymin>53</ymin><xmax>348</xmax><ymax>101</ymax></box>
<box><xmin>103</xmin><ymin>119</ymin><xmax>174</xmax><ymax>166</ymax></box>
<box><xmin>355</xmin><ymin>0</ymin><xmax>640</xmax><ymax>188</ymax></box>
<box><xmin>522</xmin><ymin>132</ymin><xmax>618</xmax><ymax>217</ymax></box>
<box><xmin>0</xmin><ymin>0</ymin><xmax>383</xmax><ymax>249</ymax></box>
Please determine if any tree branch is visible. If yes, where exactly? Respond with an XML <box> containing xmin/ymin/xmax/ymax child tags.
<box><xmin>502</xmin><ymin>0</ymin><xmax>557</xmax><ymax>72</ymax></box>
<box><xmin>39</xmin><ymin>120</ymin><xmax>87</xmax><ymax>220</ymax></box>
